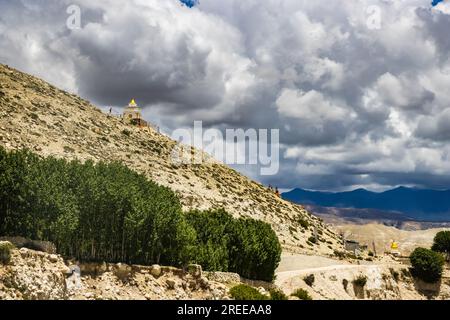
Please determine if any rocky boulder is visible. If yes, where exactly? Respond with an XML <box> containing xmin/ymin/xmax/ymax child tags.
<box><xmin>114</xmin><ymin>263</ymin><xmax>132</xmax><ymax>279</ymax></box>
<box><xmin>0</xmin><ymin>247</ymin><xmax>68</xmax><ymax>300</ymax></box>
<box><xmin>0</xmin><ymin>241</ymin><xmax>14</xmax><ymax>264</ymax></box>
<box><xmin>0</xmin><ymin>236</ymin><xmax>56</xmax><ymax>254</ymax></box>
<box><xmin>187</xmin><ymin>264</ymin><xmax>202</xmax><ymax>279</ymax></box>
<box><xmin>151</xmin><ymin>264</ymin><xmax>162</xmax><ymax>278</ymax></box>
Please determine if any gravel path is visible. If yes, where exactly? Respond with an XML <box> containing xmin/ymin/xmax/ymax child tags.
<box><xmin>277</xmin><ymin>253</ymin><xmax>349</xmax><ymax>273</ymax></box>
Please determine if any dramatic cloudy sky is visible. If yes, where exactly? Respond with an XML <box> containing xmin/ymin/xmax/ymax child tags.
<box><xmin>1</xmin><ymin>0</ymin><xmax>450</xmax><ymax>192</ymax></box>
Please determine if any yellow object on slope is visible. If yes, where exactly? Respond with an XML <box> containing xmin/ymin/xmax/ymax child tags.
<box><xmin>391</xmin><ymin>241</ymin><xmax>399</xmax><ymax>250</ymax></box>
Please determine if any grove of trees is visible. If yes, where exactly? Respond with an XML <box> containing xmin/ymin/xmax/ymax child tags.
<box><xmin>0</xmin><ymin>147</ymin><xmax>281</xmax><ymax>281</ymax></box>
<box><xmin>186</xmin><ymin>209</ymin><xmax>281</xmax><ymax>281</ymax></box>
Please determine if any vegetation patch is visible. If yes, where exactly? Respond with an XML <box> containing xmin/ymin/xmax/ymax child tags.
<box><xmin>269</xmin><ymin>288</ymin><xmax>288</xmax><ymax>300</ymax></box>
<box><xmin>410</xmin><ymin>247</ymin><xmax>445</xmax><ymax>283</ymax></box>
<box><xmin>297</xmin><ymin>217</ymin><xmax>310</xmax><ymax>229</ymax></box>
<box><xmin>229</xmin><ymin>284</ymin><xmax>268</xmax><ymax>300</ymax></box>
<box><xmin>186</xmin><ymin>209</ymin><xmax>281</xmax><ymax>281</ymax></box>
<box><xmin>121</xmin><ymin>129</ymin><xmax>131</xmax><ymax>137</ymax></box>
<box><xmin>0</xmin><ymin>147</ymin><xmax>281</xmax><ymax>281</ymax></box>
<box><xmin>352</xmin><ymin>275</ymin><xmax>367</xmax><ymax>287</ymax></box>
<box><xmin>291</xmin><ymin>288</ymin><xmax>312</xmax><ymax>300</ymax></box>
<box><xmin>308</xmin><ymin>236</ymin><xmax>317</xmax><ymax>244</ymax></box>
<box><xmin>0</xmin><ymin>147</ymin><xmax>191</xmax><ymax>267</ymax></box>
<box><xmin>432</xmin><ymin>231</ymin><xmax>450</xmax><ymax>261</ymax></box>
<box><xmin>303</xmin><ymin>274</ymin><xmax>315</xmax><ymax>287</ymax></box>
<box><xmin>30</xmin><ymin>113</ymin><xmax>39</xmax><ymax>120</ymax></box>
<box><xmin>333</xmin><ymin>250</ymin><xmax>346</xmax><ymax>259</ymax></box>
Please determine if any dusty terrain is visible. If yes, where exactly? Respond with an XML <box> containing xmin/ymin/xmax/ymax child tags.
<box><xmin>333</xmin><ymin>223</ymin><xmax>450</xmax><ymax>256</ymax></box>
<box><xmin>310</xmin><ymin>202</ymin><xmax>450</xmax><ymax>256</ymax></box>
<box><xmin>0</xmin><ymin>246</ymin><xmax>231</xmax><ymax>300</ymax></box>
<box><xmin>275</xmin><ymin>253</ymin><xmax>450</xmax><ymax>300</ymax></box>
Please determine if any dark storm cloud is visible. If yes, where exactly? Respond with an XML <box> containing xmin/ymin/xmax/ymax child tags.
<box><xmin>415</xmin><ymin>109</ymin><xmax>450</xmax><ymax>141</ymax></box>
<box><xmin>369</xmin><ymin>171</ymin><xmax>450</xmax><ymax>190</ymax></box>
<box><xmin>416</xmin><ymin>6</ymin><xmax>450</xmax><ymax>60</ymax></box>
<box><xmin>1</xmin><ymin>0</ymin><xmax>450</xmax><ymax>191</ymax></box>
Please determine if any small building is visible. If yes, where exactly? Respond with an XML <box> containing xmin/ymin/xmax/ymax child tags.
<box><xmin>123</xmin><ymin>99</ymin><xmax>148</xmax><ymax>127</ymax></box>
<box><xmin>120</xmin><ymin>98</ymin><xmax>162</xmax><ymax>132</ymax></box>
<box><xmin>390</xmin><ymin>241</ymin><xmax>400</xmax><ymax>256</ymax></box>
<box><xmin>344</xmin><ymin>239</ymin><xmax>361</xmax><ymax>252</ymax></box>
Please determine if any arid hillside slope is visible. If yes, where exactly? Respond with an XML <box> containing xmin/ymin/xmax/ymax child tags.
<box><xmin>0</xmin><ymin>64</ymin><xmax>342</xmax><ymax>255</ymax></box>
<box><xmin>334</xmin><ymin>223</ymin><xmax>449</xmax><ymax>256</ymax></box>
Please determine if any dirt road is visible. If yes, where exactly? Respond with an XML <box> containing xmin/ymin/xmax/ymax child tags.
<box><xmin>276</xmin><ymin>253</ymin><xmax>362</xmax><ymax>287</ymax></box>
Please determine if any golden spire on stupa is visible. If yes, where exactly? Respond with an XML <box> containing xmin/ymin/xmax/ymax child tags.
<box><xmin>391</xmin><ymin>241</ymin><xmax>398</xmax><ymax>250</ymax></box>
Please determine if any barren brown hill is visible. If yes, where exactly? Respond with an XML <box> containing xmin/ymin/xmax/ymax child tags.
<box><xmin>0</xmin><ymin>64</ymin><xmax>342</xmax><ymax>255</ymax></box>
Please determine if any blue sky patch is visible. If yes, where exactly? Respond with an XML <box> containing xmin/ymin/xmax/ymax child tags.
<box><xmin>432</xmin><ymin>0</ymin><xmax>444</xmax><ymax>6</ymax></box>
<box><xmin>179</xmin><ymin>0</ymin><xmax>199</xmax><ymax>8</ymax></box>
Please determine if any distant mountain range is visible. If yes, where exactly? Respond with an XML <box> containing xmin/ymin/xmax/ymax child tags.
<box><xmin>282</xmin><ymin>187</ymin><xmax>450</xmax><ymax>222</ymax></box>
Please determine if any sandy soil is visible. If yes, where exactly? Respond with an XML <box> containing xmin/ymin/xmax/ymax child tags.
<box><xmin>277</xmin><ymin>253</ymin><xmax>349</xmax><ymax>273</ymax></box>
<box><xmin>334</xmin><ymin>223</ymin><xmax>450</xmax><ymax>255</ymax></box>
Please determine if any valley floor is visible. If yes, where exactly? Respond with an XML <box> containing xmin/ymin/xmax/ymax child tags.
<box><xmin>276</xmin><ymin>253</ymin><xmax>450</xmax><ymax>300</ymax></box>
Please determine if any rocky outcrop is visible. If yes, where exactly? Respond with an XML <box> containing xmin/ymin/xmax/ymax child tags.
<box><xmin>65</xmin><ymin>261</ymin><xmax>231</xmax><ymax>300</ymax></box>
<box><xmin>0</xmin><ymin>247</ymin><xmax>231</xmax><ymax>300</ymax></box>
<box><xmin>0</xmin><ymin>241</ymin><xmax>14</xmax><ymax>264</ymax></box>
<box><xmin>276</xmin><ymin>263</ymin><xmax>450</xmax><ymax>300</ymax></box>
<box><xmin>0</xmin><ymin>247</ymin><xmax>69</xmax><ymax>300</ymax></box>
<box><xmin>0</xmin><ymin>236</ymin><xmax>56</xmax><ymax>254</ymax></box>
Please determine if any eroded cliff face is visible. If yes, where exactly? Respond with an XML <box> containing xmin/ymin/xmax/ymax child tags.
<box><xmin>0</xmin><ymin>246</ymin><xmax>231</xmax><ymax>300</ymax></box>
<box><xmin>0</xmin><ymin>247</ymin><xmax>68</xmax><ymax>300</ymax></box>
<box><xmin>1</xmin><ymin>245</ymin><xmax>449</xmax><ymax>300</ymax></box>
<box><xmin>277</xmin><ymin>263</ymin><xmax>450</xmax><ymax>300</ymax></box>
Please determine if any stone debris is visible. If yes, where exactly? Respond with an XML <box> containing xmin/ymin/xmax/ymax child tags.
<box><xmin>0</xmin><ymin>247</ymin><xmax>233</xmax><ymax>300</ymax></box>
<box><xmin>150</xmin><ymin>265</ymin><xmax>162</xmax><ymax>278</ymax></box>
